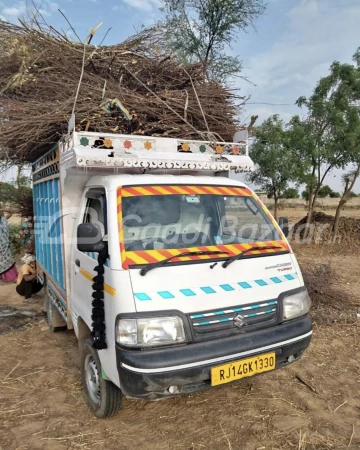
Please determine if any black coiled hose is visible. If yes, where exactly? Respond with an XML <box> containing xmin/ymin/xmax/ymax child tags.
<box><xmin>91</xmin><ymin>246</ymin><xmax>108</xmax><ymax>349</ymax></box>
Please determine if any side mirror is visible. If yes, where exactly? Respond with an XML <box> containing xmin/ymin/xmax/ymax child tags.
<box><xmin>278</xmin><ymin>216</ymin><xmax>289</xmax><ymax>238</ymax></box>
<box><xmin>77</xmin><ymin>223</ymin><xmax>105</xmax><ymax>253</ymax></box>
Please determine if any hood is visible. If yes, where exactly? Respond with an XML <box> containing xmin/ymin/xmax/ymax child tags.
<box><xmin>129</xmin><ymin>253</ymin><xmax>302</xmax><ymax>313</ymax></box>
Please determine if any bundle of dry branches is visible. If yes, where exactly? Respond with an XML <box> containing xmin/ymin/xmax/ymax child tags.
<box><xmin>0</xmin><ymin>20</ymin><xmax>244</xmax><ymax>162</ymax></box>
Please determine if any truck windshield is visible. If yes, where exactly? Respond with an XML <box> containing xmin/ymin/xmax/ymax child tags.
<box><xmin>121</xmin><ymin>188</ymin><xmax>282</xmax><ymax>253</ymax></box>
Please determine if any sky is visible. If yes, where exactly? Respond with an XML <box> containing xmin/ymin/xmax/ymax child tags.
<box><xmin>0</xmin><ymin>0</ymin><xmax>359</xmax><ymax>192</ymax></box>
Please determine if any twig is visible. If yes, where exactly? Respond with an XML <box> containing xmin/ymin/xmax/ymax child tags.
<box><xmin>17</xmin><ymin>411</ymin><xmax>46</xmax><ymax>418</ymax></box>
<box><xmin>184</xmin><ymin>90</ymin><xmax>189</xmax><ymax>121</ymax></box>
<box><xmin>57</xmin><ymin>9</ymin><xmax>81</xmax><ymax>42</ymax></box>
<box><xmin>183</xmin><ymin>67</ymin><xmax>210</xmax><ymax>135</ymax></box>
<box><xmin>30</xmin><ymin>1</ymin><xmax>49</xmax><ymax>29</ymax></box>
<box><xmin>69</xmin><ymin>41</ymin><xmax>86</xmax><ymax>130</ymax></box>
<box><xmin>219</xmin><ymin>423</ymin><xmax>233</xmax><ymax>450</ymax></box>
<box><xmin>2</xmin><ymin>362</ymin><xmax>21</xmax><ymax>382</ymax></box>
<box><xmin>333</xmin><ymin>400</ymin><xmax>347</xmax><ymax>413</ymax></box>
<box><xmin>121</xmin><ymin>64</ymin><xmax>209</xmax><ymax>141</ymax></box>
<box><xmin>41</xmin><ymin>432</ymin><xmax>99</xmax><ymax>441</ymax></box>
<box><xmin>298</xmin><ymin>430</ymin><xmax>306</xmax><ymax>450</ymax></box>
<box><xmin>348</xmin><ymin>424</ymin><xmax>354</xmax><ymax>447</ymax></box>
<box><xmin>99</xmin><ymin>27</ymin><xmax>112</xmax><ymax>46</ymax></box>
<box><xmin>295</xmin><ymin>374</ymin><xmax>326</xmax><ymax>401</ymax></box>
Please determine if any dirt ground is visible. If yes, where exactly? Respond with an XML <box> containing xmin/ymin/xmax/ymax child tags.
<box><xmin>1</xmin><ymin>244</ymin><xmax>360</xmax><ymax>450</ymax></box>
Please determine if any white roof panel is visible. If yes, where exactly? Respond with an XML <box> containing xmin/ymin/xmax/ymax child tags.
<box><xmin>86</xmin><ymin>174</ymin><xmax>249</xmax><ymax>191</ymax></box>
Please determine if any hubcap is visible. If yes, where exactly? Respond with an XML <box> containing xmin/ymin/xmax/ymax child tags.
<box><xmin>85</xmin><ymin>354</ymin><xmax>101</xmax><ymax>404</ymax></box>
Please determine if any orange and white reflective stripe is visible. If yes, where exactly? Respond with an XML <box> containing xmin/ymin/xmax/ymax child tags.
<box><xmin>123</xmin><ymin>241</ymin><xmax>289</xmax><ymax>267</ymax></box>
<box><xmin>121</xmin><ymin>185</ymin><xmax>251</xmax><ymax>197</ymax></box>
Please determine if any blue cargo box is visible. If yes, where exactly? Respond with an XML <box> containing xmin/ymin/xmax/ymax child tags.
<box><xmin>32</xmin><ymin>146</ymin><xmax>66</xmax><ymax>296</ymax></box>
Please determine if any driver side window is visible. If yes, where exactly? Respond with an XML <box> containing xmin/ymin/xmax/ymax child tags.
<box><xmin>83</xmin><ymin>188</ymin><xmax>108</xmax><ymax>236</ymax></box>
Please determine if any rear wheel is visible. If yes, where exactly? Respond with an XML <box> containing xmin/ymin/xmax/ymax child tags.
<box><xmin>81</xmin><ymin>338</ymin><xmax>122</xmax><ymax>418</ymax></box>
<box><xmin>46</xmin><ymin>290</ymin><xmax>67</xmax><ymax>332</ymax></box>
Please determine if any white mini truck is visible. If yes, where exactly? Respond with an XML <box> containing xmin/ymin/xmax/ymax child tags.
<box><xmin>32</xmin><ymin>131</ymin><xmax>312</xmax><ymax>418</ymax></box>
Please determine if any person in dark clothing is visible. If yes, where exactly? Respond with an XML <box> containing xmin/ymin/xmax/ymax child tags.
<box><xmin>16</xmin><ymin>254</ymin><xmax>43</xmax><ymax>300</ymax></box>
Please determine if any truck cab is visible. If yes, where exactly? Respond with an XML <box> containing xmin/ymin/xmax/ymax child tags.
<box><xmin>32</xmin><ymin>132</ymin><xmax>312</xmax><ymax>418</ymax></box>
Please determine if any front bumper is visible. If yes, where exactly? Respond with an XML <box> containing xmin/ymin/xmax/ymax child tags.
<box><xmin>116</xmin><ymin>316</ymin><xmax>312</xmax><ymax>399</ymax></box>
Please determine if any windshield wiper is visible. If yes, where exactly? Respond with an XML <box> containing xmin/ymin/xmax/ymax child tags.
<box><xmin>140</xmin><ymin>251</ymin><xmax>229</xmax><ymax>276</ymax></box>
<box><xmin>222</xmin><ymin>246</ymin><xmax>285</xmax><ymax>269</ymax></box>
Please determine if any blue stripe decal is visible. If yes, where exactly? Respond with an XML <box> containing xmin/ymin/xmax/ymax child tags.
<box><xmin>201</xmin><ymin>286</ymin><xmax>216</xmax><ymax>294</ymax></box>
<box><xmin>220</xmin><ymin>284</ymin><xmax>235</xmax><ymax>292</ymax></box>
<box><xmin>158</xmin><ymin>291</ymin><xmax>175</xmax><ymax>299</ymax></box>
<box><xmin>190</xmin><ymin>302</ymin><xmax>277</xmax><ymax>319</ymax></box>
<box><xmin>134</xmin><ymin>293</ymin><xmax>151</xmax><ymax>301</ymax></box>
<box><xmin>192</xmin><ymin>313</ymin><xmax>206</xmax><ymax>319</ymax></box>
<box><xmin>285</xmin><ymin>274</ymin><xmax>295</xmax><ymax>280</ymax></box>
<box><xmin>193</xmin><ymin>308</ymin><xmax>276</xmax><ymax>326</ymax></box>
<box><xmin>180</xmin><ymin>289</ymin><xmax>196</xmax><ymax>297</ymax></box>
<box><xmin>270</xmin><ymin>277</ymin><xmax>282</xmax><ymax>283</ymax></box>
<box><xmin>133</xmin><ymin>273</ymin><xmax>298</xmax><ymax>302</ymax></box>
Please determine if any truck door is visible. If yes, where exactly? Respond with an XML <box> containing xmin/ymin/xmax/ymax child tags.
<box><xmin>71</xmin><ymin>188</ymin><xmax>107</xmax><ymax>329</ymax></box>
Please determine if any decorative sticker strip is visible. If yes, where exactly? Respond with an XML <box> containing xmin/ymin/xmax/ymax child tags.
<box><xmin>121</xmin><ymin>185</ymin><xmax>251</xmax><ymax>197</ymax></box>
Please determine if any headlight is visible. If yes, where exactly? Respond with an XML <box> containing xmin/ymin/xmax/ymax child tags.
<box><xmin>283</xmin><ymin>290</ymin><xmax>311</xmax><ymax>321</ymax></box>
<box><xmin>116</xmin><ymin>317</ymin><xmax>186</xmax><ymax>347</ymax></box>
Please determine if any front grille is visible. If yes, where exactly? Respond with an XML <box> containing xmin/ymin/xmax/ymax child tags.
<box><xmin>189</xmin><ymin>300</ymin><xmax>278</xmax><ymax>336</ymax></box>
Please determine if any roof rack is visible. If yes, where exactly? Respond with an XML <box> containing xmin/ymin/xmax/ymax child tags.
<box><xmin>59</xmin><ymin>131</ymin><xmax>254</xmax><ymax>172</ymax></box>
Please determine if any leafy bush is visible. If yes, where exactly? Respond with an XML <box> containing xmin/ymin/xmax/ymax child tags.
<box><xmin>8</xmin><ymin>224</ymin><xmax>23</xmax><ymax>256</ymax></box>
<box><xmin>301</xmin><ymin>190</ymin><xmax>310</xmax><ymax>201</ymax></box>
<box><xmin>318</xmin><ymin>185</ymin><xmax>334</xmax><ymax>198</ymax></box>
<box><xmin>281</xmin><ymin>188</ymin><xmax>299</xmax><ymax>199</ymax></box>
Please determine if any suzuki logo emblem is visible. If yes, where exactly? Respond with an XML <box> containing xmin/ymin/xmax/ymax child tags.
<box><xmin>234</xmin><ymin>314</ymin><xmax>245</xmax><ymax>328</ymax></box>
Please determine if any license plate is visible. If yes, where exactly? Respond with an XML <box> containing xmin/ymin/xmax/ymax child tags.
<box><xmin>211</xmin><ymin>352</ymin><xmax>276</xmax><ymax>386</ymax></box>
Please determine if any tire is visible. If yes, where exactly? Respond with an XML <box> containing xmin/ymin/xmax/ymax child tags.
<box><xmin>46</xmin><ymin>292</ymin><xmax>67</xmax><ymax>332</ymax></box>
<box><xmin>81</xmin><ymin>338</ymin><xmax>122</xmax><ymax>418</ymax></box>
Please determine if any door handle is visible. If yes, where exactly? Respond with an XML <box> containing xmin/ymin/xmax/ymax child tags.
<box><xmin>75</xmin><ymin>259</ymin><xmax>80</xmax><ymax>267</ymax></box>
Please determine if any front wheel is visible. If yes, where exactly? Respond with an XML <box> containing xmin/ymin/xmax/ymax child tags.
<box><xmin>81</xmin><ymin>339</ymin><xmax>122</xmax><ymax>418</ymax></box>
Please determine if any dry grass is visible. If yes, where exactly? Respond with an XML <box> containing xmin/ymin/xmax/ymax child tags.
<box><xmin>0</xmin><ymin>20</ymin><xmax>242</xmax><ymax>162</ymax></box>
<box><xmin>301</xmin><ymin>260</ymin><xmax>359</xmax><ymax>325</ymax></box>
<box><xmin>262</xmin><ymin>198</ymin><xmax>360</xmax><ymax>211</ymax></box>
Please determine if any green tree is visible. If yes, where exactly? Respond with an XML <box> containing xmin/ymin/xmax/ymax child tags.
<box><xmin>318</xmin><ymin>185</ymin><xmax>334</xmax><ymax>198</ymax></box>
<box><xmin>331</xmin><ymin>49</ymin><xmax>360</xmax><ymax>239</ymax></box>
<box><xmin>291</xmin><ymin>56</ymin><xmax>360</xmax><ymax>233</ymax></box>
<box><xmin>301</xmin><ymin>189</ymin><xmax>310</xmax><ymax>201</ymax></box>
<box><xmin>0</xmin><ymin>174</ymin><xmax>33</xmax><ymax>217</ymax></box>
<box><xmin>247</xmin><ymin>115</ymin><xmax>302</xmax><ymax>220</ymax></box>
<box><xmin>0</xmin><ymin>182</ymin><xmax>18</xmax><ymax>207</ymax></box>
<box><xmin>332</xmin><ymin>163</ymin><xmax>360</xmax><ymax>240</ymax></box>
<box><xmin>161</xmin><ymin>0</ymin><xmax>266</xmax><ymax>81</ymax></box>
<box><xmin>281</xmin><ymin>188</ymin><xmax>299</xmax><ymax>199</ymax></box>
